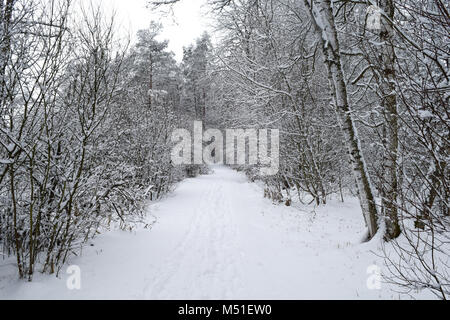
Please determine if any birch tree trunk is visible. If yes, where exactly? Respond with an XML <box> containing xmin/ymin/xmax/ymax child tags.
<box><xmin>378</xmin><ymin>0</ymin><xmax>401</xmax><ymax>240</ymax></box>
<box><xmin>304</xmin><ymin>0</ymin><xmax>379</xmax><ymax>238</ymax></box>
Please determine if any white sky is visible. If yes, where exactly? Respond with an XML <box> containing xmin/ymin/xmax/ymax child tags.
<box><xmin>90</xmin><ymin>0</ymin><xmax>212</xmax><ymax>62</ymax></box>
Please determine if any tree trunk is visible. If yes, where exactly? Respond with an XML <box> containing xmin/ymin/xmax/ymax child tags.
<box><xmin>304</xmin><ymin>0</ymin><xmax>379</xmax><ymax>238</ymax></box>
<box><xmin>378</xmin><ymin>0</ymin><xmax>401</xmax><ymax>240</ymax></box>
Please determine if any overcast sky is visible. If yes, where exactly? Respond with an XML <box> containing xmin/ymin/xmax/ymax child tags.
<box><xmin>90</xmin><ymin>0</ymin><xmax>212</xmax><ymax>62</ymax></box>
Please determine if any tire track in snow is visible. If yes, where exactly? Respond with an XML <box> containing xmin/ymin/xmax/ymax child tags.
<box><xmin>142</xmin><ymin>184</ymin><xmax>213</xmax><ymax>298</ymax></box>
<box><xmin>143</xmin><ymin>179</ymin><xmax>226</xmax><ymax>298</ymax></box>
<box><xmin>194</xmin><ymin>181</ymin><xmax>243</xmax><ymax>299</ymax></box>
<box><xmin>142</xmin><ymin>168</ymin><xmax>246</xmax><ymax>299</ymax></box>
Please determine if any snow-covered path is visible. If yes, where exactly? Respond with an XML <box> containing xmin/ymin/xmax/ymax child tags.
<box><xmin>1</xmin><ymin>166</ymin><xmax>395</xmax><ymax>299</ymax></box>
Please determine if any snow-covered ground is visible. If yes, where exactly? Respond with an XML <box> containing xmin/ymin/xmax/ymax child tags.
<box><xmin>0</xmin><ymin>166</ymin><xmax>418</xmax><ymax>299</ymax></box>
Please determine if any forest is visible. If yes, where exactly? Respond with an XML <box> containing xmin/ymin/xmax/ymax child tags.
<box><xmin>0</xmin><ymin>0</ymin><xmax>449</xmax><ymax>299</ymax></box>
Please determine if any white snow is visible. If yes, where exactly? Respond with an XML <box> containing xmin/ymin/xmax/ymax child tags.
<box><xmin>0</xmin><ymin>166</ymin><xmax>429</xmax><ymax>299</ymax></box>
<box><xmin>0</xmin><ymin>159</ymin><xmax>13</xmax><ymax>164</ymax></box>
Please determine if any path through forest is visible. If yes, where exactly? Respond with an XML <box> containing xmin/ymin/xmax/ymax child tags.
<box><xmin>1</xmin><ymin>166</ymin><xmax>396</xmax><ymax>299</ymax></box>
